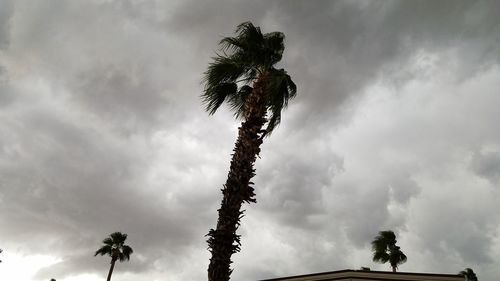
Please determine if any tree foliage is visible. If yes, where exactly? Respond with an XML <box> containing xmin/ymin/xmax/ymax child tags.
<box><xmin>95</xmin><ymin>232</ymin><xmax>133</xmax><ymax>262</ymax></box>
<box><xmin>95</xmin><ymin>232</ymin><xmax>133</xmax><ymax>281</ymax></box>
<box><xmin>371</xmin><ymin>230</ymin><xmax>407</xmax><ymax>272</ymax></box>
<box><xmin>202</xmin><ymin>21</ymin><xmax>296</xmax><ymax>135</ymax></box>
<box><xmin>459</xmin><ymin>268</ymin><xmax>478</xmax><ymax>281</ymax></box>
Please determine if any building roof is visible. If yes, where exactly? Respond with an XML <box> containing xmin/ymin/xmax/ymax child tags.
<box><xmin>259</xmin><ymin>269</ymin><xmax>465</xmax><ymax>281</ymax></box>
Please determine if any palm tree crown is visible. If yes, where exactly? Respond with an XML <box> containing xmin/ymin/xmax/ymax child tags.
<box><xmin>202</xmin><ymin>21</ymin><xmax>296</xmax><ymax>134</ymax></box>
<box><xmin>371</xmin><ymin>230</ymin><xmax>407</xmax><ymax>272</ymax></box>
<box><xmin>95</xmin><ymin>232</ymin><xmax>133</xmax><ymax>262</ymax></box>
<box><xmin>95</xmin><ymin>232</ymin><xmax>133</xmax><ymax>281</ymax></box>
<box><xmin>459</xmin><ymin>268</ymin><xmax>478</xmax><ymax>281</ymax></box>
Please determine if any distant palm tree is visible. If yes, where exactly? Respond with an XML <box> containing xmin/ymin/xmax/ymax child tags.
<box><xmin>371</xmin><ymin>230</ymin><xmax>407</xmax><ymax>272</ymax></box>
<box><xmin>95</xmin><ymin>232</ymin><xmax>133</xmax><ymax>281</ymax></box>
<box><xmin>459</xmin><ymin>268</ymin><xmax>478</xmax><ymax>281</ymax></box>
<box><xmin>202</xmin><ymin>22</ymin><xmax>296</xmax><ymax>281</ymax></box>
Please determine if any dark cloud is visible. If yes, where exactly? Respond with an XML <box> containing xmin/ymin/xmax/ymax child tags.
<box><xmin>272</xmin><ymin>0</ymin><xmax>500</xmax><ymax>125</ymax></box>
<box><xmin>0</xmin><ymin>1</ymin><xmax>500</xmax><ymax>281</ymax></box>
<box><xmin>413</xmin><ymin>197</ymin><xmax>496</xmax><ymax>264</ymax></box>
<box><xmin>0</xmin><ymin>0</ymin><xmax>13</xmax><ymax>49</ymax></box>
<box><xmin>256</xmin><ymin>132</ymin><xmax>344</xmax><ymax>230</ymax></box>
<box><xmin>470</xmin><ymin>151</ymin><xmax>500</xmax><ymax>184</ymax></box>
<box><xmin>72</xmin><ymin>65</ymin><xmax>168</xmax><ymax>133</ymax></box>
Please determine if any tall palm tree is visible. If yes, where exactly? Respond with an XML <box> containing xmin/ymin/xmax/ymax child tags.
<box><xmin>371</xmin><ymin>230</ymin><xmax>407</xmax><ymax>272</ymax></box>
<box><xmin>459</xmin><ymin>268</ymin><xmax>478</xmax><ymax>281</ymax></box>
<box><xmin>94</xmin><ymin>232</ymin><xmax>133</xmax><ymax>281</ymax></box>
<box><xmin>202</xmin><ymin>22</ymin><xmax>296</xmax><ymax>281</ymax></box>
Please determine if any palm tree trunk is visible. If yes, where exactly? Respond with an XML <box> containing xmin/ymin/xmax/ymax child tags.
<box><xmin>392</xmin><ymin>265</ymin><xmax>396</xmax><ymax>272</ymax></box>
<box><xmin>107</xmin><ymin>259</ymin><xmax>116</xmax><ymax>281</ymax></box>
<box><xmin>207</xmin><ymin>74</ymin><xmax>268</xmax><ymax>281</ymax></box>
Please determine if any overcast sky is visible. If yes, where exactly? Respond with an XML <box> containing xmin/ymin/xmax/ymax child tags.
<box><xmin>1</xmin><ymin>1</ymin><xmax>500</xmax><ymax>281</ymax></box>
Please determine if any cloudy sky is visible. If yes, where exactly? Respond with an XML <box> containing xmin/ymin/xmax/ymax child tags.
<box><xmin>1</xmin><ymin>1</ymin><xmax>500</xmax><ymax>280</ymax></box>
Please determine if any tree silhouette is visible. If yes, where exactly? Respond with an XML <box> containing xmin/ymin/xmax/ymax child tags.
<box><xmin>202</xmin><ymin>22</ymin><xmax>296</xmax><ymax>281</ymax></box>
<box><xmin>95</xmin><ymin>232</ymin><xmax>133</xmax><ymax>281</ymax></box>
<box><xmin>459</xmin><ymin>268</ymin><xmax>478</xmax><ymax>281</ymax></box>
<box><xmin>371</xmin><ymin>230</ymin><xmax>407</xmax><ymax>272</ymax></box>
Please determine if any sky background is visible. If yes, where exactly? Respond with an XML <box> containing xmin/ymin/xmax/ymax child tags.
<box><xmin>1</xmin><ymin>1</ymin><xmax>500</xmax><ymax>280</ymax></box>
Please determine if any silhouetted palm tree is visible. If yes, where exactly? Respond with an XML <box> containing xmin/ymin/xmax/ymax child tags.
<box><xmin>371</xmin><ymin>230</ymin><xmax>407</xmax><ymax>272</ymax></box>
<box><xmin>202</xmin><ymin>22</ymin><xmax>296</xmax><ymax>281</ymax></box>
<box><xmin>459</xmin><ymin>268</ymin><xmax>478</xmax><ymax>281</ymax></box>
<box><xmin>95</xmin><ymin>232</ymin><xmax>133</xmax><ymax>281</ymax></box>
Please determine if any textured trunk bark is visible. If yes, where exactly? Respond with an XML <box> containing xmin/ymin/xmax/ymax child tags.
<box><xmin>207</xmin><ymin>74</ymin><xmax>268</xmax><ymax>281</ymax></box>
<box><xmin>107</xmin><ymin>258</ymin><xmax>116</xmax><ymax>281</ymax></box>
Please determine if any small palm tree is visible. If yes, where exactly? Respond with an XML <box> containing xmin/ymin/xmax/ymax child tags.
<box><xmin>371</xmin><ymin>230</ymin><xmax>407</xmax><ymax>272</ymax></box>
<box><xmin>459</xmin><ymin>268</ymin><xmax>478</xmax><ymax>281</ymax></box>
<box><xmin>202</xmin><ymin>22</ymin><xmax>296</xmax><ymax>281</ymax></box>
<box><xmin>95</xmin><ymin>232</ymin><xmax>133</xmax><ymax>281</ymax></box>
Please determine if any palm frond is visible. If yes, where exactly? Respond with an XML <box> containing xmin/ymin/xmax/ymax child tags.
<box><xmin>373</xmin><ymin>251</ymin><xmax>389</xmax><ymax>263</ymax></box>
<box><xmin>389</xmin><ymin>244</ymin><xmax>407</xmax><ymax>269</ymax></box>
<box><xmin>220</xmin><ymin>22</ymin><xmax>285</xmax><ymax>71</ymax></box>
<box><xmin>95</xmin><ymin>232</ymin><xmax>133</xmax><ymax>263</ymax></box>
<box><xmin>217</xmin><ymin>22</ymin><xmax>265</xmax><ymax>69</ymax></box>
<box><xmin>202</xmin><ymin>82</ymin><xmax>237</xmax><ymax>115</ymax></box>
<box><xmin>372</xmin><ymin>231</ymin><xmax>396</xmax><ymax>250</ymax></box>
<box><xmin>372</xmin><ymin>230</ymin><xmax>407</xmax><ymax>270</ymax></box>
<box><xmin>234</xmin><ymin>22</ymin><xmax>264</xmax><ymax>47</ymax></box>
<box><xmin>459</xmin><ymin>268</ymin><xmax>478</xmax><ymax>281</ymax></box>
<box><xmin>399</xmin><ymin>252</ymin><xmax>407</xmax><ymax>263</ymax></box>
<box><xmin>102</xmin><ymin>237</ymin><xmax>114</xmax><ymax>246</ymax></box>
<box><xmin>371</xmin><ymin>239</ymin><xmax>387</xmax><ymax>253</ymax></box>
<box><xmin>381</xmin><ymin>231</ymin><xmax>396</xmax><ymax>244</ymax></box>
<box><xmin>202</xmin><ymin>55</ymin><xmax>249</xmax><ymax>115</ymax></box>
<box><xmin>110</xmin><ymin>232</ymin><xmax>127</xmax><ymax>244</ymax></box>
<box><xmin>227</xmin><ymin>85</ymin><xmax>252</xmax><ymax>119</ymax></box>
<box><xmin>203</xmin><ymin>55</ymin><xmax>247</xmax><ymax>87</ymax></box>
<box><xmin>120</xmin><ymin>245</ymin><xmax>133</xmax><ymax>261</ymax></box>
<box><xmin>219</xmin><ymin>37</ymin><xmax>243</xmax><ymax>53</ymax></box>
<box><xmin>264</xmin><ymin>68</ymin><xmax>297</xmax><ymax>134</ymax></box>
<box><xmin>202</xmin><ymin>21</ymin><xmax>295</xmax><ymax>134</ymax></box>
<box><xmin>95</xmin><ymin>245</ymin><xmax>112</xmax><ymax>256</ymax></box>
<box><xmin>263</xmin><ymin>32</ymin><xmax>285</xmax><ymax>66</ymax></box>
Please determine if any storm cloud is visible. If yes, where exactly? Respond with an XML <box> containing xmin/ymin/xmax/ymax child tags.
<box><xmin>1</xmin><ymin>1</ymin><xmax>500</xmax><ymax>281</ymax></box>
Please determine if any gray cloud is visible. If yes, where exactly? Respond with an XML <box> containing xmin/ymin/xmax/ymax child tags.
<box><xmin>470</xmin><ymin>151</ymin><xmax>500</xmax><ymax>184</ymax></box>
<box><xmin>295</xmin><ymin>1</ymin><xmax>498</xmax><ymax>112</ymax></box>
<box><xmin>0</xmin><ymin>0</ymin><xmax>13</xmax><ymax>49</ymax></box>
<box><xmin>1</xmin><ymin>1</ymin><xmax>500</xmax><ymax>281</ymax></box>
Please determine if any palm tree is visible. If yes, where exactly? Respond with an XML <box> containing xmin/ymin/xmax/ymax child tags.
<box><xmin>202</xmin><ymin>22</ymin><xmax>296</xmax><ymax>281</ymax></box>
<box><xmin>94</xmin><ymin>232</ymin><xmax>133</xmax><ymax>281</ymax></box>
<box><xmin>459</xmin><ymin>268</ymin><xmax>478</xmax><ymax>281</ymax></box>
<box><xmin>371</xmin><ymin>230</ymin><xmax>407</xmax><ymax>272</ymax></box>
